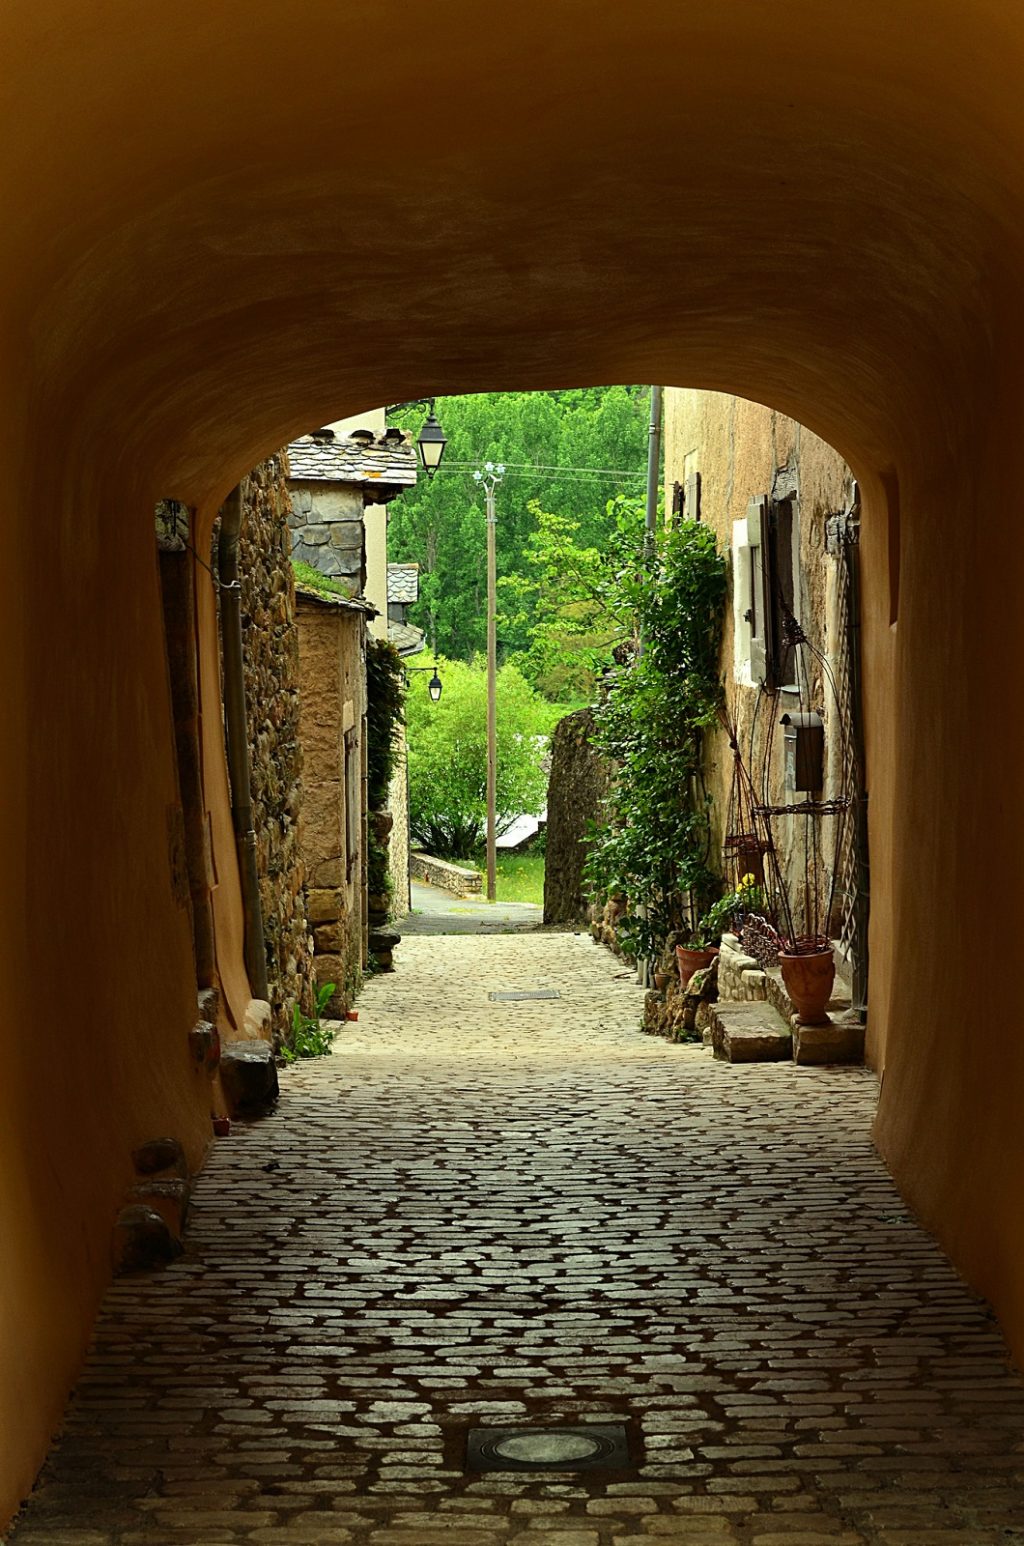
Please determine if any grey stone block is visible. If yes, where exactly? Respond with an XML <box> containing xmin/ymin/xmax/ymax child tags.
<box><xmin>113</xmin><ymin>1205</ymin><xmax>183</xmax><ymax>1273</ymax></box>
<box><xmin>302</xmin><ymin>524</ymin><xmax>330</xmax><ymax>545</ymax></box>
<box><xmin>329</xmin><ymin>522</ymin><xmax>364</xmax><ymax>550</ymax></box>
<box><xmin>220</xmin><ymin>1039</ymin><xmax>279</xmax><ymax>1110</ymax></box>
<box><xmin>132</xmin><ymin>1137</ymin><xmax>187</xmax><ymax>1177</ymax></box>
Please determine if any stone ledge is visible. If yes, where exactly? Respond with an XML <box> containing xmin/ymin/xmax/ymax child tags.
<box><xmin>709</xmin><ymin>1001</ymin><xmax>793</xmax><ymax>1063</ymax></box>
<box><xmin>410</xmin><ymin>851</ymin><xmax>482</xmax><ymax>896</ymax></box>
<box><xmin>793</xmin><ymin>1013</ymin><xmax>866</xmax><ymax>1065</ymax></box>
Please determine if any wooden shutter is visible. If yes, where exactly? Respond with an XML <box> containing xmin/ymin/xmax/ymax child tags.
<box><xmin>684</xmin><ymin>470</ymin><xmax>701</xmax><ymax>521</ymax></box>
<box><xmin>746</xmin><ymin>495</ymin><xmax>770</xmax><ymax>685</ymax></box>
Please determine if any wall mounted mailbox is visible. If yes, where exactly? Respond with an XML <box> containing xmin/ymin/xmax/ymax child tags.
<box><xmin>781</xmin><ymin>709</ymin><xmax>824</xmax><ymax>792</ymax></box>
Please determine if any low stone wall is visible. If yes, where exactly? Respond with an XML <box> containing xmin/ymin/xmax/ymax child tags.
<box><xmin>410</xmin><ymin>852</ymin><xmax>482</xmax><ymax>896</ymax></box>
<box><xmin>718</xmin><ymin>933</ymin><xmax>769</xmax><ymax>1002</ymax></box>
<box><xmin>718</xmin><ymin>932</ymin><xmax>852</xmax><ymax>1021</ymax></box>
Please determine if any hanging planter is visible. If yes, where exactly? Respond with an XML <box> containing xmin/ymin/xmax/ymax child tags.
<box><xmin>778</xmin><ymin>937</ymin><xmax>835</xmax><ymax>1023</ymax></box>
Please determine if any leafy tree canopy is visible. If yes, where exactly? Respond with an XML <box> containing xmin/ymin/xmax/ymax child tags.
<box><xmin>387</xmin><ymin>388</ymin><xmax>649</xmax><ymax>679</ymax></box>
<box><xmin>406</xmin><ymin>657</ymin><xmax>559</xmax><ymax>859</ymax></box>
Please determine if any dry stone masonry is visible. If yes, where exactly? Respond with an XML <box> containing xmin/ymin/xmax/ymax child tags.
<box><xmin>239</xmin><ymin>459</ymin><xmax>316</xmax><ymax>1038</ymax></box>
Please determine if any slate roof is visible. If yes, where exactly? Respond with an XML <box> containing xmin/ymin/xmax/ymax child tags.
<box><xmin>389</xmin><ymin>620</ymin><xmax>426</xmax><ymax>657</ymax></box>
<box><xmin>287</xmin><ymin>428</ymin><xmax>418</xmax><ymax>489</ymax></box>
<box><xmin>387</xmin><ymin>562</ymin><xmax>420</xmax><ymax>605</ymax></box>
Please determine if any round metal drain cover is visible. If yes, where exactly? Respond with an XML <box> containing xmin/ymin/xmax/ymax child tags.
<box><xmin>467</xmin><ymin>1422</ymin><xmax>630</xmax><ymax>1473</ymax></box>
<box><xmin>495</xmin><ymin>1431</ymin><xmax>602</xmax><ymax>1464</ymax></box>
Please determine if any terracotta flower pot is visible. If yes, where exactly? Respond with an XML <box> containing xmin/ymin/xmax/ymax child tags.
<box><xmin>779</xmin><ymin>945</ymin><xmax>835</xmax><ymax>1024</ymax></box>
<box><xmin>653</xmin><ymin>970</ymin><xmax>671</xmax><ymax>991</ymax></box>
<box><xmin>674</xmin><ymin>944</ymin><xmax>719</xmax><ymax>990</ymax></box>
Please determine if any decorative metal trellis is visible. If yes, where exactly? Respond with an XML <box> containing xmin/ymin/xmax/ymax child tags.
<box><xmin>825</xmin><ymin>505</ymin><xmax>868</xmax><ymax>1000</ymax></box>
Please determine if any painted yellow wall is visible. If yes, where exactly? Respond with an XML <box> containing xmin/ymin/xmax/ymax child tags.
<box><xmin>329</xmin><ymin>408</ymin><xmax>390</xmax><ymax>639</ymax></box>
<box><xmin>2</xmin><ymin>0</ymin><xmax>1024</xmax><ymax>1527</ymax></box>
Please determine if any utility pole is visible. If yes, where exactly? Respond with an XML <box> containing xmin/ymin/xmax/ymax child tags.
<box><xmin>474</xmin><ymin>462</ymin><xmax>505</xmax><ymax>902</ymax></box>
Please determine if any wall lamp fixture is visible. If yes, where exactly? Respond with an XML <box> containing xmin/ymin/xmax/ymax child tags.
<box><xmin>406</xmin><ymin>665</ymin><xmax>443</xmax><ymax>702</ymax></box>
<box><xmin>387</xmin><ymin>397</ymin><xmax>448</xmax><ymax>478</ymax></box>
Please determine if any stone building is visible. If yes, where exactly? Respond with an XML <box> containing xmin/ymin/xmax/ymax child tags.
<box><xmin>237</xmin><ymin>460</ymin><xmax>316</xmax><ymax>1039</ymax></box>
<box><xmin>287</xmin><ymin>428</ymin><xmax>419</xmax><ymax>981</ymax></box>
<box><xmin>663</xmin><ymin>390</ymin><xmax>864</xmax><ymax>1003</ymax></box>
<box><xmin>288</xmin><ymin>427</ymin><xmax>418</xmax><ymax>592</ymax></box>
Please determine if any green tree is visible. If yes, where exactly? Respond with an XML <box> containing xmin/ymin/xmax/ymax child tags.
<box><xmin>406</xmin><ymin>657</ymin><xmax>558</xmax><ymax>859</ymax></box>
<box><xmin>498</xmin><ymin>494</ymin><xmax>648</xmax><ymax>702</ymax></box>
<box><xmin>387</xmin><ymin>388</ymin><xmax>649</xmax><ymax>666</ymax></box>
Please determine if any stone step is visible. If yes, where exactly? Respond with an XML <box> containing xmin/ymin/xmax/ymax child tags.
<box><xmin>709</xmin><ymin>1001</ymin><xmax>793</xmax><ymax>1063</ymax></box>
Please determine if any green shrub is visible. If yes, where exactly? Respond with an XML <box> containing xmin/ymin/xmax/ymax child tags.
<box><xmin>407</xmin><ymin>657</ymin><xmax>557</xmax><ymax>859</ymax></box>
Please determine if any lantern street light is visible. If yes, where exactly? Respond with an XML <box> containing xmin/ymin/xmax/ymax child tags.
<box><xmin>416</xmin><ymin>400</ymin><xmax>447</xmax><ymax>479</ymax></box>
<box><xmin>387</xmin><ymin>397</ymin><xmax>448</xmax><ymax>479</ymax></box>
<box><xmin>473</xmin><ymin>461</ymin><xmax>505</xmax><ymax>902</ymax></box>
<box><xmin>405</xmin><ymin>664</ymin><xmax>443</xmax><ymax>703</ymax></box>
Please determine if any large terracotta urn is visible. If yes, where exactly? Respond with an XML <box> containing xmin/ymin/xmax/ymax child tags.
<box><xmin>779</xmin><ymin>945</ymin><xmax>835</xmax><ymax>1023</ymax></box>
<box><xmin>675</xmin><ymin>944</ymin><xmax>719</xmax><ymax>990</ymax></box>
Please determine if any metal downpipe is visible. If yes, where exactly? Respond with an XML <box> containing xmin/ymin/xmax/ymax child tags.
<box><xmin>218</xmin><ymin>483</ymin><xmax>269</xmax><ymax>1002</ymax></box>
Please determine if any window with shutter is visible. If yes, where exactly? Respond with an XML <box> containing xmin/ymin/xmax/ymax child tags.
<box><xmin>684</xmin><ymin>470</ymin><xmax>701</xmax><ymax>521</ymax></box>
<box><xmin>746</xmin><ymin>494</ymin><xmax>770</xmax><ymax>685</ymax></box>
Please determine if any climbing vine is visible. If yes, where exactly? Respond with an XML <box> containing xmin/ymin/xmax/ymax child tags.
<box><xmin>585</xmin><ymin>519</ymin><xmax>727</xmax><ymax>963</ymax></box>
<box><xmin>366</xmin><ymin>638</ymin><xmax>406</xmax><ymax>810</ymax></box>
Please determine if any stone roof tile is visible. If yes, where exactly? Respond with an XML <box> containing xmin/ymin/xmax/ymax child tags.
<box><xmin>287</xmin><ymin>430</ymin><xmax>418</xmax><ymax>488</ymax></box>
<box><xmin>387</xmin><ymin>562</ymin><xmax>420</xmax><ymax>604</ymax></box>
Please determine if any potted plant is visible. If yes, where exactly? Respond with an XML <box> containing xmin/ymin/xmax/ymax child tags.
<box><xmin>675</xmin><ymin>875</ymin><xmax>767</xmax><ymax>988</ymax></box>
<box><xmin>777</xmin><ymin>933</ymin><xmax>835</xmax><ymax>1023</ymax></box>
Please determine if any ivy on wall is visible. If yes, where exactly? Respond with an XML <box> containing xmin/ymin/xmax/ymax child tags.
<box><xmin>585</xmin><ymin>520</ymin><xmax>727</xmax><ymax>963</ymax></box>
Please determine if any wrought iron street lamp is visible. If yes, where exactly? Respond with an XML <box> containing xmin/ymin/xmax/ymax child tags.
<box><xmin>387</xmin><ymin>397</ymin><xmax>448</xmax><ymax>478</ymax></box>
<box><xmin>406</xmin><ymin>664</ymin><xmax>443</xmax><ymax>703</ymax></box>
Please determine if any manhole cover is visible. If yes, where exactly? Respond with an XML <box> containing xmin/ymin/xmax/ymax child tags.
<box><xmin>488</xmin><ymin>989</ymin><xmax>561</xmax><ymax>1002</ymax></box>
<box><xmin>467</xmin><ymin>1423</ymin><xmax>630</xmax><ymax>1473</ymax></box>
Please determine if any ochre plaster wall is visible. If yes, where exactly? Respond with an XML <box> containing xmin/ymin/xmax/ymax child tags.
<box><xmin>3</xmin><ymin>0</ymin><xmax>1024</xmax><ymax>1527</ymax></box>
<box><xmin>663</xmin><ymin>390</ymin><xmax>855</xmax><ymax>972</ymax></box>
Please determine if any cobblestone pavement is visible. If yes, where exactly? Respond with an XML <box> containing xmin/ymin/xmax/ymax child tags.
<box><xmin>10</xmin><ymin>933</ymin><xmax>1024</xmax><ymax>1545</ymax></box>
<box><xmin>400</xmin><ymin>882</ymin><xmax>543</xmax><ymax>935</ymax></box>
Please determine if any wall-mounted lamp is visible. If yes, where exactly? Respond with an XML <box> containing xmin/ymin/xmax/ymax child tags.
<box><xmin>387</xmin><ymin>397</ymin><xmax>448</xmax><ymax>479</ymax></box>
<box><xmin>406</xmin><ymin>664</ymin><xmax>443</xmax><ymax>703</ymax></box>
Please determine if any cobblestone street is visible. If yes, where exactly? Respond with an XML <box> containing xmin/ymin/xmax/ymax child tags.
<box><xmin>10</xmin><ymin>932</ymin><xmax>1024</xmax><ymax>1545</ymax></box>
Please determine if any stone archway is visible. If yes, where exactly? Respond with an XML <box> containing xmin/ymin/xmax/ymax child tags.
<box><xmin>2</xmin><ymin>0</ymin><xmax>1024</xmax><ymax>1522</ymax></box>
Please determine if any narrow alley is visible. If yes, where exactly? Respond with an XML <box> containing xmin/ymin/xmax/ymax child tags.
<box><xmin>10</xmin><ymin>932</ymin><xmax>1024</xmax><ymax>1546</ymax></box>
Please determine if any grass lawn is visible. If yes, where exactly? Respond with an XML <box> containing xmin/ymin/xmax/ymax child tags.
<box><xmin>468</xmin><ymin>851</ymin><xmax>546</xmax><ymax>905</ymax></box>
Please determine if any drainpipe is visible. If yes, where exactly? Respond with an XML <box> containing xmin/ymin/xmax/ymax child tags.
<box><xmin>218</xmin><ymin>482</ymin><xmax>269</xmax><ymax>1002</ymax></box>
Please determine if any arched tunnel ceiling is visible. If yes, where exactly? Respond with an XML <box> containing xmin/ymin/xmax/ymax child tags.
<box><xmin>3</xmin><ymin>0</ymin><xmax>1023</xmax><ymax>501</ymax></box>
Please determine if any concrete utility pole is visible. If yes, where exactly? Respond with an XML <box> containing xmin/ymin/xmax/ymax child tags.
<box><xmin>474</xmin><ymin>462</ymin><xmax>505</xmax><ymax>902</ymax></box>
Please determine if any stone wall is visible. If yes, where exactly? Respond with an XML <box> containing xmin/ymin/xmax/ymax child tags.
<box><xmin>239</xmin><ymin>459</ymin><xmax>315</xmax><ymax>1040</ymax></box>
<box><xmin>409</xmin><ymin>852</ymin><xmax>482</xmax><ymax>895</ymax></box>
<box><xmin>543</xmin><ymin>708</ymin><xmax>613</xmax><ymax>926</ymax></box>
<box><xmin>388</xmin><ymin>730</ymin><xmax>411</xmax><ymax>921</ymax></box>
<box><xmin>296</xmin><ymin>594</ymin><xmax>367</xmax><ymax>1013</ymax></box>
<box><xmin>663</xmin><ymin>391</ymin><xmax>855</xmax><ymax>951</ymax></box>
<box><xmin>289</xmin><ymin>481</ymin><xmax>365</xmax><ymax>591</ymax></box>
